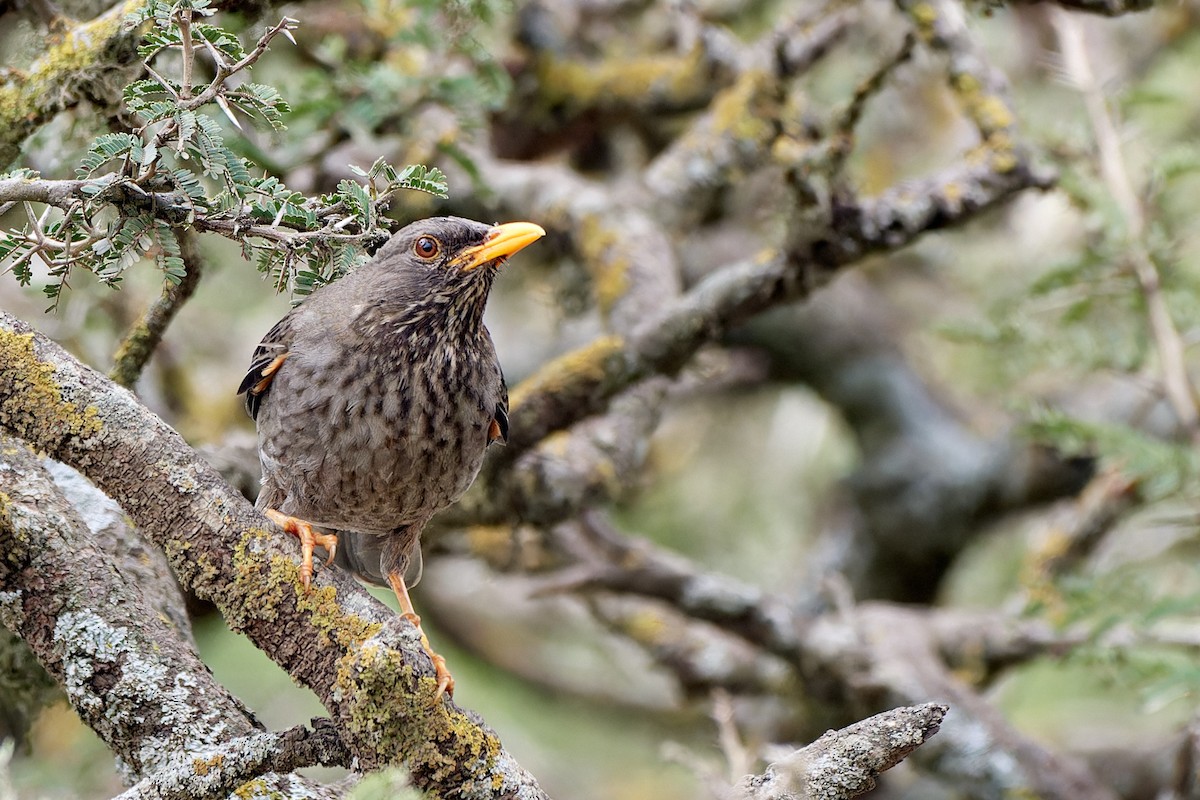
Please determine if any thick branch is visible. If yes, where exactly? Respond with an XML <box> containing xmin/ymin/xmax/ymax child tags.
<box><xmin>0</xmin><ymin>312</ymin><xmax>548</xmax><ymax>799</ymax></box>
<box><xmin>115</xmin><ymin>721</ymin><xmax>349</xmax><ymax>800</ymax></box>
<box><xmin>0</xmin><ymin>434</ymin><xmax>326</xmax><ymax>793</ymax></box>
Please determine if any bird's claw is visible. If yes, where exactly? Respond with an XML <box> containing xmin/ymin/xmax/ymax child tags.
<box><xmin>430</xmin><ymin>652</ymin><xmax>455</xmax><ymax>701</ymax></box>
<box><xmin>264</xmin><ymin>509</ymin><xmax>338</xmax><ymax>589</ymax></box>
<box><xmin>402</xmin><ymin>610</ymin><xmax>455</xmax><ymax>700</ymax></box>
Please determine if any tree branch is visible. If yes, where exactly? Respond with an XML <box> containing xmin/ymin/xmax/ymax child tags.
<box><xmin>0</xmin><ymin>434</ymin><xmax>331</xmax><ymax>795</ymax></box>
<box><xmin>114</xmin><ymin>721</ymin><xmax>349</xmax><ymax>800</ymax></box>
<box><xmin>0</xmin><ymin>0</ymin><xmax>148</xmax><ymax>168</ymax></box>
<box><xmin>1007</xmin><ymin>0</ymin><xmax>1154</xmax><ymax>15</ymax></box>
<box><xmin>487</xmin><ymin>153</ymin><xmax>1051</xmax><ymax>477</ymax></box>
<box><xmin>109</xmin><ymin>227</ymin><xmax>205</xmax><ymax>387</ymax></box>
<box><xmin>731</xmin><ymin>703</ymin><xmax>949</xmax><ymax>800</ymax></box>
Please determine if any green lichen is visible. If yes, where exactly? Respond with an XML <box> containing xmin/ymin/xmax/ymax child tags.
<box><xmin>227</xmin><ymin>527</ymin><xmax>381</xmax><ymax>648</ymax></box>
<box><xmin>0</xmin><ymin>329</ymin><xmax>102</xmax><ymax>448</ymax></box>
<box><xmin>109</xmin><ymin>319</ymin><xmax>156</xmax><ymax>388</ymax></box>
<box><xmin>295</xmin><ymin>574</ymin><xmax>381</xmax><ymax>650</ymax></box>
<box><xmin>337</xmin><ymin>640</ymin><xmax>502</xmax><ymax>793</ymax></box>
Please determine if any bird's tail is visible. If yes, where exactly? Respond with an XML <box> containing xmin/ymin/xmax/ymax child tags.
<box><xmin>330</xmin><ymin>530</ymin><xmax>423</xmax><ymax>588</ymax></box>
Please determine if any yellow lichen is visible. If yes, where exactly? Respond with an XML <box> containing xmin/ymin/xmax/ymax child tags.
<box><xmin>535</xmin><ymin>47</ymin><xmax>707</xmax><ymax>111</ymax></box>
<box><xmin>909</xmin><ymin>2</ymin><xmax>939</xmax><ymax>37</ymax></box>
<box><xmin>193</xmin><ymin>753</ymin><xmax>224</xmax><ymax>776</ymax></box>
<box><xmin>537</xmin><ymin>429</ymin><xmax>572</xmax><ymax>458</ymax></box>
<box><xmin>231</xmin><ymin>777</ymin><xmax>284</xmax><ymax>799</ymax></box>
<box><xmin>952</xmin><ymin>72</ymin><xmax>982</xmax><ymax>97</ymax></box>
<box><xmin>0</xmin><ymin>329</ymin><xmax>102</xmax><ymax>444</ymax></box>
<box><xmin>577</xmin><ymin>215</ymin><xmax>630</xmax><ymax>315</ymax></box>
<box><xmin>0</xmin><ymin>0</ymin><xmax>148</xmax><ymax>159</ymax></box>
<box><xmin>623</xmin><ymin>609</ymin><xmax>668</xmax><ymax>645</ymax></box>
<box><xmin>295</xmin><ymin>575</ymin><xmax>382</xmax><ymax>650</ymax></box>
<box><xmin>334</xmin><ymin>637</ymin><xmax>502</xmax><ymax>782</ymax></box>
<box><xmin>466</xmin><ymin>525</ymin><xmax>515</xmax><ymax>566</ymax></box>
<box><xmin>972</xmin><ymin>94</ymin><xmax>1014</xmax><ymax>132</ymax></box>
<box><xmin>710</xmin><ymin>70</ymin><xmax>776</xmax><ymax>146</ymax></box>
<box><xmin>508</xmin><ymin>335</ymin><xmax>625</xmax><ymax>412</ymax></box>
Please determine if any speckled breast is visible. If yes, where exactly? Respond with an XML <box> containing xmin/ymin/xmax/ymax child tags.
<box><xmin>256</xmin><ymin>337</ymin><xmax>500</xmax><ymax>534</ymax></box>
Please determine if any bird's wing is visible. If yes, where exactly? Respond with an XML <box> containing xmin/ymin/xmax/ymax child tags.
<box><xmin>488</xmin><ymin>373</ymin><xmax>509</xmax><ymax>446</ymax></box>
<box><xmin>237</xmin><ymin>314</ymin><xmax>295</xmax><ymax>420</ymax></box>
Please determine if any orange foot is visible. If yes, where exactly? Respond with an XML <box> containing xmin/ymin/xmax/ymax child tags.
<box><xmin>264</xmin><ymin>509</ymin><xmax>338</xmax><ymax>589</ymax></box>
<box><xmin>388</xmin><ymin>572</ymin><xmax>455</xmax><ymax>701</ymax></box>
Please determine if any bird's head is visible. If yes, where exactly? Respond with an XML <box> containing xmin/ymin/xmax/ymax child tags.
<box><xmin>368</xmin><ymin>216</ymin><xmax>545</xmax><ymax>334</ymax></box>
<box><xmin>357</xmin><ymin>215</ymin><xmax>547</xmax><ymax>338</ymax></box>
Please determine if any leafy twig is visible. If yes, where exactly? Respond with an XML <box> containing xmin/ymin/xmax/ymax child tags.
<box><xmin>1052</xmin><ymin>9</ymin><xmax>1200</xmax><ymax>440</ymax></box>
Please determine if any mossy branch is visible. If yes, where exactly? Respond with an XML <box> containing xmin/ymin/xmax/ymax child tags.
<box><xmin>0</xmin><ymin>0</ymin><xmax>148</xmax><ymax>168</ymax></box>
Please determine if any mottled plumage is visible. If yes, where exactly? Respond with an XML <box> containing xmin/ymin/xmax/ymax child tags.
<box><xmin>238</xmin><ymin>216</ymin><xmax>544</xmax><ymax>698</ymax></box>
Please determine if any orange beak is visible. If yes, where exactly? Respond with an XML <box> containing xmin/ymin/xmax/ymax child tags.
<box><xmin>454</xmin><ymin>221</ymin><xmax>546</xmax><ymax>271</ymax></box>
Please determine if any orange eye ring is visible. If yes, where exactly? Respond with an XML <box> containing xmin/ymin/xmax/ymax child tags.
<box><xmin>414</xmin><ymin>236</ymin><xmax>441</xmax><ymax>259</ymax></box>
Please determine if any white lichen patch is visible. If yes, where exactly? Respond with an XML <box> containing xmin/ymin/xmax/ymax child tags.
<box><xmin>42</xmin><ymin>458</ymin><xmax>125</xmax><ymax>536</ymax></box>
<box><xmin>130</xmin><ymin>665</ymin><xmax>233</xmax><ymax>772</ymax></box>
<box><xmin>0</xmin><ymin>590</ymin><xmax>23</xmax><ymax>630</ymax></box>
<box><xmin>165</xmin><ymin>465</ymin><xmax>199</xmax><ymax>495</ymax></box>
<box><xmin>55</xmin><ymin>610</ymin><xmax>129</xmax><ymax>714</ymax></box>
<box><xmin>54</xmin><ymin>609</ymin><xmax>232</xmax><ymax>775</ymax></box>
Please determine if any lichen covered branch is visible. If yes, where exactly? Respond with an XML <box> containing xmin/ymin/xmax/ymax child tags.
<box><xmin>0</xmin><ymin>433</ymin><xmax>324</xmax><ymax>793</ymax></box>
<box><xmin>114</xmin><ymin>721</ymin><xmax>349</xmax><ymax>800</ymax></box>
<box><xmin>731</xmin><ymin>704</ymin><xmax>948</xmax><ymax>800</ymax></box>
<box><xmin>0</xmin><ymin>0</ymin><xmax>147</xmax><ymax>168</ymax></box>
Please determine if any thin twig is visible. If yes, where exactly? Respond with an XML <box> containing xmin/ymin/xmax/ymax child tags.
<box><xmin>826</xmin><ymin>32</ymin><xmax>916</xmax><ymax>176</ymax></box>
<box><xmin>178</xmin><ymin>6</ymin><xmax>194</xmax><ymax>100</ymax></box>
<box><xmin>1053</xmin><ymin>9</ymin><xmax>1200</xmax><ymax>440</ymax></box>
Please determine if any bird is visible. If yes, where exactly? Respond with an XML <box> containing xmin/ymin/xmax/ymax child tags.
<box><xmin>238</xmin><ymin>216</ymin><xmax>545</xmax><ymax>699</ymax></box>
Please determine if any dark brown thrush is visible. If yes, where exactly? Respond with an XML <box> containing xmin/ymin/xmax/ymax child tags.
<box><xmin>238</xmin><ymin>216</ymin><xmax>545</xmax><ymax>700</ymax></box>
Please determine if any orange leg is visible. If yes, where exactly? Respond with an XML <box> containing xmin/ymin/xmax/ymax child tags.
<box><xmin>387</xmin><ymin>571</ymin><xmax>454</xmax><ymax>701</ymax></box>
<box><xmin>264</xmin><ymin>509</ymin><xmax>338</xmax><ymax>589</ymax></box>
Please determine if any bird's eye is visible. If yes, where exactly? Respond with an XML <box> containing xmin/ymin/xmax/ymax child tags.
<box><xmin>414</xmin><ymin>236</ymin><xmax>441</xmax><ymax>259</ymax></box>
